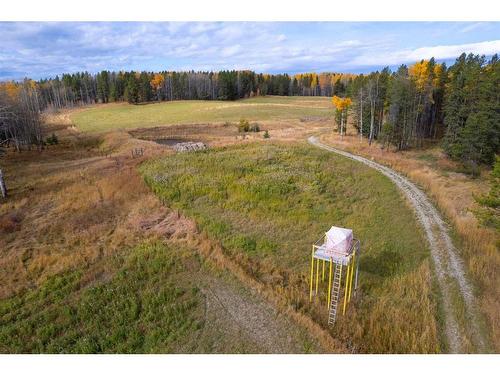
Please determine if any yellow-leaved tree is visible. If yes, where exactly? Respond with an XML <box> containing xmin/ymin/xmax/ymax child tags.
<box><xmin>150</xmin><ymin>73</ymin><xmax>165</xmax><ymax>102</ymax></box>
<box><xmin>409</xmin><ymin>60</ymin><xmax>430</xmax><ymax>91</ymax></box>
<box><xmin>332</xmin><ymin>95</ymin><xmax>352</xmax><ymax>137</ymax></box>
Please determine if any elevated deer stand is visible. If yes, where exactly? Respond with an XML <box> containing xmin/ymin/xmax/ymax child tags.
<box><xmin>309</xmin><ymin>226</ymin><xmax>360</xmax><ymax>325</ymax></box>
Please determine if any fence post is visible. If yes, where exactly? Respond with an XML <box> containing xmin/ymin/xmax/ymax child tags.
<box><xmin>0</xmin><ymin>169</ymin><xmax>7</xmax><ymax>198</ymax></box>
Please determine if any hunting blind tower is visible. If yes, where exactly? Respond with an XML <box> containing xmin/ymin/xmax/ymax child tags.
<box><xmin>309</xmin><ymin>226</ymin><xmax>360</xmax><ymax>325</ymax></box>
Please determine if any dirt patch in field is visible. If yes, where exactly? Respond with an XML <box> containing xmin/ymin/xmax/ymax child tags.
<box><xmin>132</xmin><ymin>208</ymin><xmax>196</xmax><ymax>240</ymax></box>
<box><xmin>128</xmin><ymin>119</ymin><xmax>333</xmax><ymax>148</ymax></box>
<box><xmin>198</xmin><ymin>276</ymin><xmax>318</xmax><ymax>353</ymax></box>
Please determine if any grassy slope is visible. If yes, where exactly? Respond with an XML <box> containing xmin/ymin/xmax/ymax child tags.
<box><xmin>140</xmin><ymin>142</ymin><xmax>440</xmax><ymax>353</ymax></box>
<box><xmin>71</xmin><ymin>96</ymin><xmax>331</xmax><ymax>133</ymax></box>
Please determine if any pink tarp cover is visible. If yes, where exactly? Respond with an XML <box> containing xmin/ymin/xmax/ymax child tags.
<box><xmin>324</xmin><ymin>226</ymin><xmax>353</xmax><ymax>256</ymax></box>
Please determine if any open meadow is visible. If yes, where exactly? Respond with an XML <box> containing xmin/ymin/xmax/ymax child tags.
<box><xmin>0</xmin><ymin>95</ymin><xmax>496</xmax><ymax>353</ymax></box>
<box><xmin>71</xmin><ymin>96</ymin><xmax>332</xmax><ymax>133</ymax></box>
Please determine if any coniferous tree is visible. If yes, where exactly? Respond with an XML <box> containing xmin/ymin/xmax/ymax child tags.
<box><xmin>124</xmin><ymin>74</ymin><xmax>139</xmax><ymax>104</ymax></box>
<box><xmin>443</xmin><ymin>53</ymin><xmax>484</xmax><ymax>159</ymax></box>
<box><xmin>96</xmin><ymin>71</ymin><xmax>110</xmax><ymax>103</ymax></box>
<box><xmin>455</xmin><ymin>55</ymin><xmax>499</xmax><ymax>165</ymax></box>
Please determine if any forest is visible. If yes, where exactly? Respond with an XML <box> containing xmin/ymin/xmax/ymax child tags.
<box><xmin>0</xmin><ymin>53</ymin><xmax>498</xmax><ymax>166</ymax></box>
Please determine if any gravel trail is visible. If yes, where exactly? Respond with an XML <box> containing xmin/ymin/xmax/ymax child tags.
<box><xmin>308</xmin><ymin>136</ymin><xmax>486</xmax><ymax>353</ymax></box>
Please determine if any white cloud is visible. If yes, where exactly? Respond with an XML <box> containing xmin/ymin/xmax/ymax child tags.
<box><xmin>350</xmin><ymin>40</ymin><xmax>500</xmax><ymax>67</ymax></box>
<box><xmin>220</xmin><ymin>44</ymin><xmax>242</xmax><ymax>57</ymax></box>
<box><xmin>1</xmin><ymin>22</ymin><xmax>500</xmax><ymax>80</ymax></box>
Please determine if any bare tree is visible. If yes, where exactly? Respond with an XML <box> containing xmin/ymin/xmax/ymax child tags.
<box><xmin>0</xmin><ymin>81</ymin><xmax>43</xmax><ymax>152</ymax></box>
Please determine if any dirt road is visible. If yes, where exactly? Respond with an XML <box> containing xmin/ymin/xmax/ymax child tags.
<box><xmin>308</xmin><ymin>136</ymin><xmax>487</xmax><ymax>353</ymax></box>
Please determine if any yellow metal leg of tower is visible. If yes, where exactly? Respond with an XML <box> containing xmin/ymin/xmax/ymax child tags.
<box><xmin>309</xmin><ymin>246</ymin><xmax>314</xmax><ymax>302</ymax></box>
<box><xmin>343</xmin><ymin>262</ymin><xmax>351</xmax><ymax>315</ymax></box>
<box><xmin>315</xmin><ymin>255</ymin><xmax>320</xmax><ymax>295</ymax></box>
<box><xmin>348</xmin><ymin>253</ymin><xmax>355</xmax><ymax>303</ymax></box>
<box><xmin>327</xmin><ymin>258</ymin><xmax>333</xmax><ymax>307</ymax></box>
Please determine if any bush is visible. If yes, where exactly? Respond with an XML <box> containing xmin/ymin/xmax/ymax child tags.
<box><xmin>459</xmin><ymin>160</ymin><xmax>481</xmax><ymax>178</ymax></box>
<box><xmin>238</xmin><ymin>119</ymin><xmax>250</xmax><ymax>133</ymax></box>
<box><xmin>474</xmin><ymin>155</ymin><xmax>500</xmax><ymax>228</ymax></box>
<box><xmin>263</xmin><ymin>130</ymin><xmax>270</xmax><ymax>139</ymax></box>
<box><xmin>238</xmin><ymin>119</ymin><xmax>261</xmax><ymax>133</ymax></box>
<box><xmin>249</xmin><ymin>123</ymin><xmax>260</xmax><ymax>132</ymax></box>
<box><xmin>46</xmin><ymin>133</ymin><xmax>59</xmax><ymax>145</ymax></box>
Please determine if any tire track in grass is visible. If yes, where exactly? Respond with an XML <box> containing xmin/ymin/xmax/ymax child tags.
<box><xmin>308</xmin><ymin>136</ymin><xmax>487</xmax><ymax>353</ymax></box>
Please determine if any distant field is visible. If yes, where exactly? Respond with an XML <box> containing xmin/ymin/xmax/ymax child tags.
<box><xmin>141</xmin><ymin>142</ymin><xmax>440</xmax><ymax>353</ymax></box>
<box><xmin>71</xmin><ymin>96</ymin><xmax>332</xmax><ymax>133</ymax></box>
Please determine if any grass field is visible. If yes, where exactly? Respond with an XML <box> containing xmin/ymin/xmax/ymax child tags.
<box><xmin>5</xmin><ymin>96</ymin><xmax>486</xmax><ymax>353</ymax></box>
<box><xmin>0</xmin><ymin>241</ymin><xmax>206</xmax><ymax>353</ymax></box>
<box><xmin>0</xmin><ymin>130</ymin><xmax>322</xmax><ymax>354</ymax></box>
<box><xmin>140</xmin><ymin>142</ymin><xmax>440</xmax><ymax>353</ymax></box>
<box><xmin>71</xmin><ymin>96</ymin><xmax>332</xmax><ymax>133</ymax></box>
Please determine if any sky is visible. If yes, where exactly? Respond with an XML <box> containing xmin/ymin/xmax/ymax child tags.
<box><xmin>0</xmin><ymin>22</ymin><xmax>499</xmax><ymax>80</ymax></box>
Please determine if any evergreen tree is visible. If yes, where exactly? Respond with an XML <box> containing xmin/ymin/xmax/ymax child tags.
<box><xmin>442</xmin><ymin>53</ymin><xmax>484</xmax><ymax>159</ymax></box>
<box><xmin>457</xmin><ymin>55</ymin><xmax>499</xmax><ymax>165</ymax></box>
<box><xmin>124</xmin><ymin>74</ymin><xmax>139</xmax><ymax>104</ymax></box>
<box><xmin>96</xmin><ymin>71</ymin><xmax>110</xmax><ymax>103</ymax></box>
<box><xmin>138</xmin><ymin>72</ymin><xmax>153</xmax><ymax>102</ymax></box>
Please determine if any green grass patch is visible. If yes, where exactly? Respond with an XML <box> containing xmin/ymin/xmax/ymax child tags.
<box><xmin>140</xmin><ymin>142</ymin><xmax>440</xmax><ymax>353</ymax></box>
<box><xmin>71</xmin><ymin>96</ymin><xmax>331</xmax><ymax>133</ymax></box>
<box><xmin>0</xmin><ymin>242</ymin><xmax>202</xmax><ymax>353</ymax></box>
<box><xmin>142</xmin><ymin>143</ymin><xmax>426</xmax><ymax>276</ymax></box>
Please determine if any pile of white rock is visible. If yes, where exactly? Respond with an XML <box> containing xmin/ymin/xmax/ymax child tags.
<box><xmin>173</xmin><ymin>142</ymin><xmax>207</xmax><ymax>152</ymax></box>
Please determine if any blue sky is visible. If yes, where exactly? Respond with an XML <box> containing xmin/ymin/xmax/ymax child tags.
<box><xmin>0</xmin><ymin>22</ymin><xmax>499</xmax><ymax>80</ymax></box>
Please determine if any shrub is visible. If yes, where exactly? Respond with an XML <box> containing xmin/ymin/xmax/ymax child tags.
<box><xmin>249</xmin><ymin>123</ymin><xmax>260</xmax><ymax>132</ymax></box>
<box><xmin>263</xmin><ymin>130</ymin><xmax>270</xmax><ymax>139</ymax></box>
<box><xmin>474</xmin><ymin>155</ymin><xmax>500</xmax><ymax>228</ymax></box>
<box><xmin>459</xmin><ymin>160</ymin><xmax>481</xmax><ymax>178</ymax></box>
<box><xmin>238</xmin><ymin>119</ymin><xmax>250</xmax><ymax>133</ymax></box>
<box><xmin>0</xmin><ymin>211</ymin><xmax>22</xmax><ymax>234</ymax></box>
<box><xmin>46</xmin><ymin>133</ymin><xmax>59</xmax><ymax>145</ymax></box>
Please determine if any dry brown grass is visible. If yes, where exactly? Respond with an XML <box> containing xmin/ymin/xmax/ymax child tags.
<box><xmin>0</xmin><ymin>126</ymin><xmax>167</xmax><ymax>298</ymax></box>
<box><xmin>320</xmin><ymin>131</ymin><xmax>500</xmax><ymax>352</ymax></box>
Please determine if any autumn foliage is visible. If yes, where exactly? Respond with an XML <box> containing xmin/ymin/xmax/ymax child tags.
<box><xmin>332</xmin><ymin>95</ymin><xmax>352</xmax><ymax>136</ymax></box>
<box><xmin>332</xmin><ymin>95</ymin><xmax>352</xmax><ymax>111</ymax></box>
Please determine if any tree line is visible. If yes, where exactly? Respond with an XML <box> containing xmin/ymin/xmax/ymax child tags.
<box><xmin>333</xmin><ymin>54</ymin><xmax>498</xmax><ymax>166</ymax></box>
<box><xmin>0</xmin><ymin>53</ymin><xmax>498</xmax><ymax>166</ymax></box>
<box><xmin>30</xmin><ymin>70</ymin><xmax>353</xmax><ymax>108</ymax></box>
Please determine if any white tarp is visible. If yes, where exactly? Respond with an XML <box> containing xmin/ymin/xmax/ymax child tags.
<box><xmin>324</xmin><ymin>226</ymin><xmax>353</xmax><ymax>255</ymax></box>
